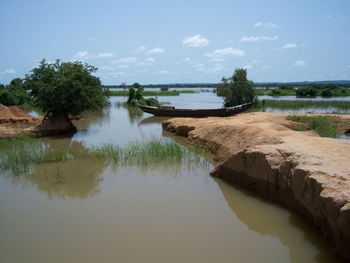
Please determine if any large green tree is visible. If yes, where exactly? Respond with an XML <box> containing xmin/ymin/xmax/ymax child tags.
<box><xmin>216</xmin><ymin>68</ymin><xmax>255</xmax><ymax>107</ymax></box>
<box><xmin>24</xmin><ymin>59</ymin><xmax>107</xmax><ymax>134</ymax></box>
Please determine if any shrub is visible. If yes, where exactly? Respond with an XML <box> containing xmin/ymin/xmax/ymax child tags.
<box><xmin>321</xmin><ymin>88</ymin><xmax>332</xmax><ymax>97</ymax></box>
<box><xmin>296</xmin><ymin>86</ymin><xmax>317</xmax><ymax>97</ymax></box>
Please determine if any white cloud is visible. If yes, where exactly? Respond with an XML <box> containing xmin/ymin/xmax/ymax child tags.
<box><xmin>115</xmin><ymin>57</ymin><xmax>136</xmax><ymax>64</ymax></box>
<box><xmin>95</xmin><ymin>52</ymin><xmax>113</xmax><ymax>58</ymax></box>
<box><xmin>88</xmin><ymin>37</ymin><xmax>95</xmax><ymax>41</ymax></box>
<box><xmin>346</xmin><ymin>65</ymin><xmax>350</xmax><ymax>68</ymax></box>
<box><xmin>193</xmin><ymin>63</ymin><xmax>205</xmax><ymax>71</ymax></box>
<box><xmin>205</xmin><ymin>47</ymin><xmax>245</xmax><ymax>57</ymax></box>
<box><xmin>211</xmin><ymin>64</ymin><xmax>223</xmax><ymax>73</ymax></box>
<box><xmin>156</xmin><ymin>70</ymin><xmax>170</xmax><ymax>74</ymax></box>
<box><xmin>261</xmin><ymin>65</ymin><xmax>271</xmax><ymax>69</ymax></box>
<box><xmin>73</xmin><ymin>51</ymin><xmax>113</xmax><ymax>61</ymax></box>
<box><xmin>252</xmin><ymin>59</ymin><xmax>260</xmax><ymax>64</ymax></box>
<box><xmin>139</xmin><ymin>69</ymin><xmax>148</xmax><ymax>73</ymax></box>
<box><xmin>209</xmin><ymin>57</ymin><xmax>225</xmax><ymax>62</ymax></box>
<box><xmin>293</xmin><ymin>60</ymin><xmax>306</xmax><ymax>67</ymax></box>
<box><xmin>137</xmin><ymin>46</ymin><xmax>146</xmax><ymax>52</ymax></box>
<box><xmin>118</xmin><ymin>65</ymin><xmax>129</xmax><ymax>69</ymax></box>
<box><xmin>108</xmin><ymin>71</ymin><xmax>126</xmax><ymax>77</ymax></box>
<box><xmin>239</xmin><ymin>36</ymin><xmax>279</xmax><ymax>42</ymax></box>
<box><xmin>183</xmin><ymin>57</ymin><xmax>192</xmax><ymax>63</ymax></box>
<box><xmin>282</xmin><ymin>43</ymin><xmax>298</xmax><ymax>49</ymax></box>
<box><xmin>147</xmin><ymin>47</ymin><xmax>165</xmax><ymax>54</ymax></box>
<box><xmin>74</xmin><ymin>51</ymin><xmax>89</xmax><ymax>61</ymax></box>
<box><xmin>0</xmin><ymin>69</ymin><xmax>16</xmax><ymax>75</ymax></box>
<box><xmin>254</xmin><ymin>22</ymin><xmax>279</xmax><ymax>29</ymax></box>
<box><xmin>243</xmin><ymin>65</ymin><xmax>252</xmax><ymax>69</ymax></box>
<box><xmin>135</xmin><ymin>62</ymin><xmax>152</xmax><ymax>67</ymax></box>
<box><xmin>182</xmin><ymin>34</ymin><xmax>209</xmax><ymax>47</ymax></box>
<box><xmin>145</xmin><ymin>57</ymin><xmax>155</xmax><ymax>62</ymax></box>
<box><xmin>100</xmin><ymin>66</ymin><xmax>115</xmax><ymax>70</ymax></box>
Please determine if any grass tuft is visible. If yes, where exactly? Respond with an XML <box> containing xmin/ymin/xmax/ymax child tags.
<box><xmin>287</xmin><ymin>115</ymin><xmax>338</xmax><ymax>138</ymax></box>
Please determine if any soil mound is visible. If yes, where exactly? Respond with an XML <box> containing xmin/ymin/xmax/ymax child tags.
<box><xmin>0</xmin><ymin>104</ymin><xmax>31</xmax><ymax>119</ymax></box>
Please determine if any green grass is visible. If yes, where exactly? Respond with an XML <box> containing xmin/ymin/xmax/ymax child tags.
<box><xmin>287</xmin><ymin>115</ymin><xmax>338</xmax><ymax>138</ymax></box>
<box><xmin>108</xmin><ymin>90</ymin><xmax>197</xmax><ymax>96</ymax></box>
<box><xmin>257</xmin><ymin>100</ymin><xmax>350</xmax><ymax>111</ymax></box>
<box><xmin>89</xmin><ymin>139</ymin><xmax>206</xmax><ymax>166</ymax></box>
<box><xmin>254</xmin><ymin>88</ymin><xmax>350</xmax><ymax>97</ymax></box>
<box><xmin>0</xmin><ymin>138</ymin><xmax>208</xmax><ymax>175</ymax></box>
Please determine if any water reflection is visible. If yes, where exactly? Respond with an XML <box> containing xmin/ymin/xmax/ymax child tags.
<box><xmin>216</xmin><ymin>179</ymin><xmax>345</xmax><ymax>263</ymax></box>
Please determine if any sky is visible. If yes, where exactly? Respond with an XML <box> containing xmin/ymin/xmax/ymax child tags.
<box><xmin>0</xmin><ymin>0</ymin><xmax>349</xmax><ymax>85</ymax></box>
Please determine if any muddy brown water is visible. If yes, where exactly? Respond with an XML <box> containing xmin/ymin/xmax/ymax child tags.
<box><xmin>0</xmin><ymin>95</ymin><xmax>346</xmax><ymax>262</ymax></box>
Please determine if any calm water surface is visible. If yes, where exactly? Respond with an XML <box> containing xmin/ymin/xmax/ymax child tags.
<box><xmin>0</xmin><ymin>94</ymin><xmax>346</xmax><ymax>262</ymax></box>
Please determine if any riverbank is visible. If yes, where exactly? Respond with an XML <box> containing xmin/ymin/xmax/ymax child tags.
<box><xmin>162</xmin><ymin>112</ymin><xmax>350</xmax><ymax>260</ymax></box>
<box><xmin>0</xmin><ymin>104</ymin><xmax>42</xmax><ymax>138</ymax></box>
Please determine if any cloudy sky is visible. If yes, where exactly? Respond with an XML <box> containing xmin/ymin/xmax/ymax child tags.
<box><xmin>0</xmin><ymin>0</ymin><xmax>349</xmax><ymax>84</ymax></box>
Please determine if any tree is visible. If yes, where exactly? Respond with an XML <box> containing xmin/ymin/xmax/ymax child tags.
<box><xmin>24</xmin><ymin>59</ymin><xmax>107</xmax><ymax>134</ymax></box>
<box><xmin>160</xmin><ymin>86</ymin><xmax>169</xmax><ymax>92</ymax></box>
<box><xmin>216</xmin><ymin>68</ymin><xmax>255</xmax><ymax>107</ymax></box>
<box><xmin>132</xmin><ymin>82</ymin><xmax>142</xmax><ymax>90</ymax></box>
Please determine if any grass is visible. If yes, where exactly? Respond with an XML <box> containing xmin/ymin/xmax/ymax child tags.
<box><xmin>0</xmin><ymin>138</ymin><xmax>208</xmax><ymax>175</ymax></box>
<box><xmin>254</xmin><ymin>88</ymin><xmax>350</xmax><ymax>97</ymax></box>
<box><xmin>287</xmin><ymin>115</ymin><xmax>338</xmax><ymax>138</ymax></box>
<box><xmin>108</xmin><ymin>90</ymin><xmax>197</xmax><ymax>96</ymax></box>
<box><xmin>257</xmin><ymin>100</ymin><xmax>350</xmax><ymax>111</ymax></box>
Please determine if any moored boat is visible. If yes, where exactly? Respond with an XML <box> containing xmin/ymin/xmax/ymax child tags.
<box><xmin>138</xmin><ymin>102</ymin><xmax>254</xmax><ymax>117</ymax></box>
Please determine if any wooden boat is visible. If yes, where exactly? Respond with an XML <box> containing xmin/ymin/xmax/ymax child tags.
<box><xmin>138</xmin><ymin>102</ymin><xmax>254</xmax><ymax>117</ymax></box>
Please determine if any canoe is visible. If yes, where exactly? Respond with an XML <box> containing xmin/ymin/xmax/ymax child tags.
<box><xmin>138</xmin><ymin>102</ymin><xmax>254</xmax><ymax>117</ymax></box>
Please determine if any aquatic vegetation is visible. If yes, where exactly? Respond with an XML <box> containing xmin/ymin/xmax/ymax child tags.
<box><xmin>0</xmin><ymin>141</ymin><xmax>73</xmax><ymax>174</ymax></box>
<box><xmin>108</xmin><ymin>90</ymin><xmax>197</xmax><ymax>96</ymax></box>
<box><xmin>89</xmin><ymin>139</ymin><xmax>207</xmax><ymax>167</ymax></box>
<box><xmin>0</xmin><ymin>138</ymin><xmax>208</xmax><ymax>175</ymax></box>
<box><xmin>256</xmin><ymin>100</ymin><xmax>350</xmax><ymax>113</ymax></box>
<box><xmin>287</xmin><ymin>115</ymin><xmax>338</xmax><ymax>138</ymax></box>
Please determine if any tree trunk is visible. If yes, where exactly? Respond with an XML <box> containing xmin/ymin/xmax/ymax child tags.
<box><xmin>35</xmin><ymin>113</ymin><xmax>77</xmax><ymax>136</ymax></box>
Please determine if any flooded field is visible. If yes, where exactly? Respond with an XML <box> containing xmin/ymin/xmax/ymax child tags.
<box><xmin>0</xmin><ymin>94</ymin><xmax>347</xmax><ymax>262</ymax></box>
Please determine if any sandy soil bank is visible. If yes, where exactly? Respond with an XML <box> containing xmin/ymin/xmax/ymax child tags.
<box><xmin>162</xmin><ymin>112</ymin><xmax>350</xmax><ymax>259</ymax></box>
<box><xmin>0</xmin><ymin>104</ymin><xmax>42</xmax><ymax>138</ymax></box>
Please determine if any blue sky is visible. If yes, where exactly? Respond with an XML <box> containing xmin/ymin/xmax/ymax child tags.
<box><xmin>0</xmin><ymin>0</ymin><xmax>349</xmax><ymax>84</ymax></box>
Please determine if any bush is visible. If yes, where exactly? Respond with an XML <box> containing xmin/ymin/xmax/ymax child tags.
<box><xmin>160</xmin><ymin>86</ymin><xmax>169</xmax><ymax>92</ymax></box>
<box><xmin>0</xmin><ymin>89</ymin><xmax>16</xmax><ymax>105</ymax></box>
<box><xmin>296</xmin><ymin>86</ymin><xmax>317</xmax><ymax>97</ymax></box>
<box><xmin>321</xmin><ymin>88</ymin><xmax>332</xmax><ymax>97</ymax></box>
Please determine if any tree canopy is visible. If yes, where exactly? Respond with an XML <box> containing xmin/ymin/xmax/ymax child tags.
<box><xmin>216</xmin><ymin>68</ymin><xmax>255</xmax><ymax>107</ymax></box>
<box><xmin>24</xmin><ymin>59</ymin><xmax>107</xmax><ymax>118</ymax></box>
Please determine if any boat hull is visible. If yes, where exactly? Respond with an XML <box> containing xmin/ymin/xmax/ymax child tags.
<box><xmin>138</xmin><ymin>102</ymin><xmax>253</xmax><ymax>117</ymax></box>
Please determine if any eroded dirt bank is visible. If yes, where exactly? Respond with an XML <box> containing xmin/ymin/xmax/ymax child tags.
<box><xmin>162</xmin><ymin>112</ymin><xmax>350</xmax><ymax>260</ymax></box>
<box><xmin>0</xmin><ymin>104</ymin><xmax>42</xmax><ymax>138</ymax></box>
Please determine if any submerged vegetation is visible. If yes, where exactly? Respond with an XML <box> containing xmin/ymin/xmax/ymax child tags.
<box><xmin>0</xmin><ymin>138</ymin><xmax>208</xmax><ymax>175</ymax></box>
<box><xmin>287</xmin><ymin>115</ymin><xmax>338</xmax><ymax>138</ymax></box>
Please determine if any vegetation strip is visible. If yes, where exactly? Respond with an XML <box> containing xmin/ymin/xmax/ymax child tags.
<box><xmin>0</xmin><ymin>138</ymin><xmax>208</xmax><ymax>175</ymax></box>
<box><xmin>257</xmin><ymin>100</ymin><xmax>350</xmax><ymax>110</ymax></box>
<box><xmin>108</xmin><ymin>90</ymin><xmax>197</xmax><ymax>96</ymax></box>
<box><xmin>287</xmin><ymin>115</ymin><xmax>338</xmax><ymax>137</ymax></box>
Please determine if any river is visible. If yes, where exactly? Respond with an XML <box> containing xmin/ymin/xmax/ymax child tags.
<box><xmin>0</xmin><ymin>93</ymin><xmax>347</xmax><ymax>262</ymax></box>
